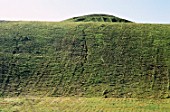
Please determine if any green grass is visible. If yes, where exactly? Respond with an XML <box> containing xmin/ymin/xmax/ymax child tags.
<box><xmin>0</xmin><ymin>21</ymin><xmax>170</xmax><ymax>98</ymax></box>
<box><xmin>0</xmin><ymin>97</ymin><xmax>170</xmax><ymax>112</ymax></box>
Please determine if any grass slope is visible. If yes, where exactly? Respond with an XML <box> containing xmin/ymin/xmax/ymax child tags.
<box><xmin>0</xmin><ymin>22</ymin><xmax>170</xmax><ymax>98</ymax></box>
<box><xmin>64</xmin><ymin>14</ymin><xmax>132</xmax><ymax>22</ymax></box>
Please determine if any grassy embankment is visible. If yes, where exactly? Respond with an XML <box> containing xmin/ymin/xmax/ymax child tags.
<box><xmin>0</xmin><ymin>21</ymin><xmax>170</xmax><ymax>99</ymax></box>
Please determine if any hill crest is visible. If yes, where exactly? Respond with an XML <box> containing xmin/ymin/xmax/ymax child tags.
<box><xmin>64</xmin><ymin>14</ymin><xmax>132</xmax><ymax>23</ymax></box>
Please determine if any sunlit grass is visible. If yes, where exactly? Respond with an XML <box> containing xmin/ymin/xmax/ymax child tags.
<box><xmin>0</xmin><ymin>97</ymin><xmax>170</xmax><ymax>112</ymax></box>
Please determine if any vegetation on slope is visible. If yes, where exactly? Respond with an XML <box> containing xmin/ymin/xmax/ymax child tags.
<box><xmin>0</xmin><ymin>21</ymin><xmax>170</xmax><ymax>98</ymax></box>
<box><xmin>64</xmin><ymin>14</ymin><xmax>132</xmax><ymax>22</ymax></box>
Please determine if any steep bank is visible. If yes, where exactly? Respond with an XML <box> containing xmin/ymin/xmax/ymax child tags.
<box><xmin>0</xmin><ymin>22</ymin><xmax>170</xmax><ymax>98</ymax></box>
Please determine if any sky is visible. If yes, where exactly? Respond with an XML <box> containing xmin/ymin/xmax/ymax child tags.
<box><xmin>0</xmin><ymin>0</ymin><xmax>170</xmax><ymax>23</ymax></box>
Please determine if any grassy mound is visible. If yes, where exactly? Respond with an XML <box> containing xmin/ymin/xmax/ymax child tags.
<box><xmin>64</xmin><ymin>14</ymin><xmax>132</xmax><ymax>23</ymax></box>
<box><xmin>0</xmin><ymin>21</ymin><xmax>170</xmax><ymax>98</ymax></box>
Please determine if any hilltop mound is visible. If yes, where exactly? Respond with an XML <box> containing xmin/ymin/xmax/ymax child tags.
<box><xmin>0</xmin><ymin>22</ymin><xmax>169</xmax><ymax>98</ymax></box>
<box><xmin>64</xmin><ymin>14</ymin><xmax>132</xmax><ymax>22</ymax></box>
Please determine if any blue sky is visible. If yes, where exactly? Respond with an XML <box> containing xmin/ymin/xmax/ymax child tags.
<box><xmin>0</xmin><ymin>0</ymin><xmax>170</xmax><ymax>23</ymax></box>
